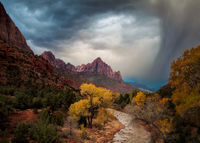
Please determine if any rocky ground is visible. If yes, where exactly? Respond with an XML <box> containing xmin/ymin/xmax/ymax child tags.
<box><xmin>59</xmin><ymin>116</ymin><xmax>124</xmax><ymax>143</ymax></box>
<box><xmin>85</xmin><ymin>119</ymin><xmax>125</xmax><ymax>143</ymax></box>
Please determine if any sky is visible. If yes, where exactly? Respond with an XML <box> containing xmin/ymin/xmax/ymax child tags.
<box><xmin>2</xmin><ymin>0</ymin><xmax>200</xmax><ymax>89</ymax></box>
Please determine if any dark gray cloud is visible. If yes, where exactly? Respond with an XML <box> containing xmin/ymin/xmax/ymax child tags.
<box><xmin>2</xmin><ymin>0</ymin><xmax>139</xmax><ymax>47</ymax></box>
<box><xmin>1</xmin><ymin>0</ymin><xmax>200</xmax><ymax>89</ymax></box>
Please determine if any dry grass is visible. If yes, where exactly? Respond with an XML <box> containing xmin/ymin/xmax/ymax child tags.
<box><xmin>59</xmin><ymin>118</ymin><xmax>124</xmax><ymax>143</ymax></box>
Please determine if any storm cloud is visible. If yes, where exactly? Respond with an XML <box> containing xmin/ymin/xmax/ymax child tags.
<box><xmin>2</xmin><ymin>0</ymin><xmax>200</xmax><ymax>89</ymax></box>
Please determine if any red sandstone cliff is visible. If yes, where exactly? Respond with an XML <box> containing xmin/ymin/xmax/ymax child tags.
<box><xmin>0</xmin><ymin>2</ymin><xmax>32</xmax><ymax>53</ymax></box>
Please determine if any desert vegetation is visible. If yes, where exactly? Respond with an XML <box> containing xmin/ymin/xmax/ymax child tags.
<box><xmin>0</xmin><ymin>82</ymin><xmax>122</xmax><ymax>142</ymax></box>
<box><xmin>0</xmin><ymin>84</ymin><xmax>79</xmax><ymax>143</ymax></box>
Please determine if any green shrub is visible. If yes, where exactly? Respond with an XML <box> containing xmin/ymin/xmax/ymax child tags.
<box><xmin>52</xmin><ymin>111</ymin><xmax>64</xmax><ymax>126</ymax></box>
<box><xmin>33</xmin><ymin>108</ymin><xmax>38</xmax><ymax>114</ymax></box>
<box><xmin>61</xmin><ymin>90</ymin><xmax>78</xmax><ymax>110</ymax></box>
<box><xmin>13</xmin><ymin>91</ymin><xmax>33</xmax><ymax>109</ymax></box>
<box><xmin>0</xmin><ymin>94</ymin><xmax>13</xmax><ymax>128</ymax></box>
<box><xmin>0</xmin><ymin>86</ymin><xmax>16</xmax><ymax>96</ymax></box>
<box><xmin>12</xmin><ymin>119</ymin><xmax>61</xmax><ymax>143</ymax></box>
<box><xmin>28</xmin><ymin>121</ymin><xmax>60</xmax><ymax>143</ymax></box>
<box><xmin>39</xmin><ymin>108</ymin><xmax>51</xmax><ymax>124</ymax></box>
<box><xmin>43</xmin><ymin>93</ymin><xmax>62</xmax><ymax>111</ymax></box>
<box><xmin>12</xmin><ymin>122</ymin><xmax>28</xmax><ymax>143</ymax></box>
<box><xmin>0</xmin><ymin>129</ymin><xmax>9</xmax><ymax>143</ymax></box>
<box><xmin>39</xmin><ymin>108</ymin><xmax>64</xmax><ymax>126</ymax></box>
<box><xmin>36</xmin><ymin>123</ymin><xmax>60</xmax><ymax>143</ymax></box>
<box><xmin>114</xmin><ymin>93</ymin><xmax>131</xmax><ymax>108</ymax></box>
<box><xmin>33</xmin><ymin>97</ymin><xmax>42</xmax><ymax>108</ymax></box>
<box><xmin>0</xmin><ymin>86</ymin><xmax>79</xmax><ymax>111</ymax></box>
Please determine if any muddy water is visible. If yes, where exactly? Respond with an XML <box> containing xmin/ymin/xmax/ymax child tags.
<box><xmin>108</xmin><ymin>109</ymin><xmax>151</xmax><ymax>143</ymax></box>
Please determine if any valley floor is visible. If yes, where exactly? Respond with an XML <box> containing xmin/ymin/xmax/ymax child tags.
<box><xmin>4</xmin><ymin>109</ymin><xmax>151</xmax><ymax>143</ymax></box>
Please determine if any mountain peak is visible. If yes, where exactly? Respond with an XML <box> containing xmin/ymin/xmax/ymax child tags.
<box><xmin>40</xmin><ymin>52</ymin><xmax>131</xmax><ymax>92</ymax></box>
<box><xmin>92</xmin><ymin>57</ymin><xmax>105</xmax><ymax>66</ymax></box>
<box><xmin>94</xmin><ymin>57</ymin><xmax>103</xmax><ymax>62</ymax></box>
<box><xmin>0</xmin><ymin>2</ymin><xmax>33</xmax><ymax>53</ymax></box>
<box><xmin>41</xmin><ymin>51</ymin><xmax>76</xmax><ymax>71</ymax></box>
<box><xmin>77</xmin><ymin>57</ymin><xmax>123</xmax><ymax>81</ymax></box>
<box><xmin>41</xmin><ymin>51</ymin><xmax>55</xmax><ymax>60</ymax></box>
<box><xmin>0</xmin><ymin>2</ymin><xmax>5</xmax><ymax>12</ymax></box>
<box><xmin>41</xmin><ymin>51</ymin><xmax>66</xmax><ymax>70</ymax></box>
<box><xmin>41</xmin><ymin>52</ymin><xmax>123</xmax><ymax>82</ymax></box>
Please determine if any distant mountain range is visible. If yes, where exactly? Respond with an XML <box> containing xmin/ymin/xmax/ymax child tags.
<box><xmin>124</xmin><ymin>79</ymin><xmax>155</xmax><ymax>92</ymax></box>
<box><xmin>0</xmin><ymin>2</ymin><xmax>134</xmax><ymax>93</ymax></box>
<box><xmin>41</xmin><ymin>51</ymin><xmax>122</xmax><ymax>81</ymax></box>
<box><xmin>41</xmin><ymin>51</ymin><xmax>134</xmax><ymax>93</ymax></box>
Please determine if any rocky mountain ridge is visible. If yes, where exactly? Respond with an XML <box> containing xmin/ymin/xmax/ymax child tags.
<box><xmin>41</xmin><ymin>51</ymin><xmax>123</xmax><ymax>82</ymax></box>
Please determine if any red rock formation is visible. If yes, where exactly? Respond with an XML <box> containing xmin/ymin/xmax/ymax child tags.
<box><xmin>41</xmin><ymin>51</ymin><xmax>76</xmax><ymax>72</ymax></box>
<box><xmin>41</xmin><ymin>52</ymin><xmax>123</xmax><ymax>82</ymax></box>
<box><xmin>0</xmin><ymin>40</ymin><xmax>79</xmax><ymax>90</ymax></box>
<box><xmin>0</xmin><ymin>2</ymin><xmax>32</xmax><ymax>53</ymax></box>
<box><xmin>41</xmin><ymin>51</ymin><xmax>66</xmax><ymax>70</ymax></box>
<box><xmin>41</xmin><ymin>51</ymin><xmax>134</xmax><ymax>93</ymax></box>
<box><xmin>65</xmin><ymin>63</ymin><xmax>76</xmax><ymax>72</ymax></box>
<box><xmin>75</xmin><ymin>57</ymin><xmax>123</xmax><ymax>81</ymax></box>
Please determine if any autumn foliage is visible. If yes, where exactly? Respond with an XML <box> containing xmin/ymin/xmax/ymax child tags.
<box><xmin>169</xmin><ymin>46</ymin><xmax>200</xmax><ymax>115</ymax></box>
<box><xmin>69</xmin><ymin>83</ymin><xmax>114</xmax><ymax>128</ymax></box>
<box><xmin>134</xmin><ymin>91</ymin><xmax>146</xmax><ymax>106</ymax></box>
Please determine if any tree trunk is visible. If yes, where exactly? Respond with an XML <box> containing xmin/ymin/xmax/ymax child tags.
<box><xmin>87</xmin><ymin>117</ymin><xmax>93</xmax><ymax>128</ymax></box>
<box><xmin>69</xmin><ymin>120</ymin><xmax>72</xmax><ymax>136</ymax></box>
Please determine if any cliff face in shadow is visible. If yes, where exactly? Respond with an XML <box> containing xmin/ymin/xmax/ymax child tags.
<box><xmin>0</xmin><ymin>2</ymin><xmax>32</xmax><ymax>53</ymax></box>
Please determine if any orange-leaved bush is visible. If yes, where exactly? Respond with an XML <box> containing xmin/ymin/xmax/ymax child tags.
<box><xmin>169</xmin><ymin>46</ymin><xmax>200</xmax><ymax>115</ymax></box>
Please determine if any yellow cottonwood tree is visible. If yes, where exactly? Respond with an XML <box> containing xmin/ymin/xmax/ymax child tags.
<box><xmin>96</xmin><ymin>108</ymin><xmax>114</xmax><ymax>125</ymax></box>
<box><xmin>80</xmin><ymin>83</ymin><xmax>113</xmax><ymax>107</ymax></box>
<box><xmin>69</xmin><ymin>83</ymin><xmax>114</xmax><ymax>128</ymax></box>
<box><xmin>135</xmin><ymin>91</ymin><xmax>146</xmax><ymax>106</ymax></box>
<box><xmin>68</xmin><ymin>99</ymin><xmax>90</xmax><ymax>121</ymax></box>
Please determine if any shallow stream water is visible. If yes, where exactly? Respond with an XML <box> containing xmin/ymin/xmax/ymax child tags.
<box><xmin>108</xmin><ymin>109</ymin><xmax>151</xmax><ymax>143</ymax></box>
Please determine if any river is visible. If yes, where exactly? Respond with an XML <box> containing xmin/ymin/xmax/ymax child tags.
<box><xmin>108</xmin><ymin>109</ymin><xmax>151</xmax><ymax>143</ymax></box>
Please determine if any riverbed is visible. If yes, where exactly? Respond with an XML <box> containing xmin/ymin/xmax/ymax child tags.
<box><xmin>108</xmin><ymin>109</ymin><xmax>151</xmax><ymax>143</ymax></box>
